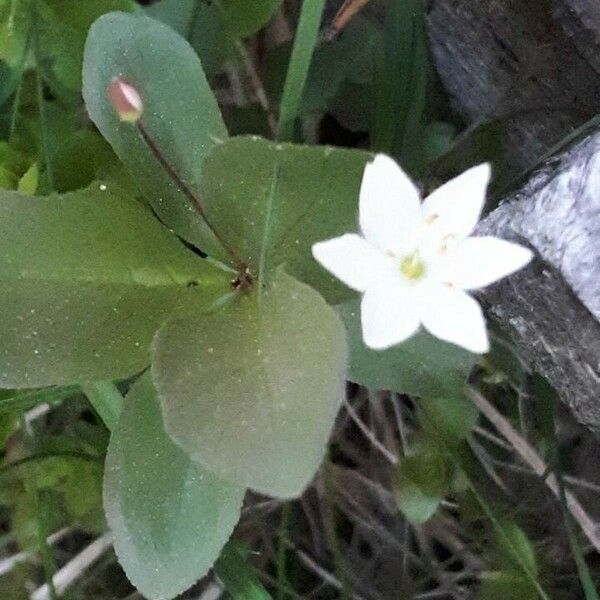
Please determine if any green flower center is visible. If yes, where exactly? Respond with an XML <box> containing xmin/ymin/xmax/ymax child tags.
<box><xmin>400</xmin><ymin>253</ymin><xmax>426</xmax><ymax>280</ymax></box>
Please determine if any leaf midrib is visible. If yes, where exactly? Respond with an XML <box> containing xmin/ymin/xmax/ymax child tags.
<box><xmin>0</xmin><ymin>269</ymin><xmax>206</xmax><ymax>290</ymax></box>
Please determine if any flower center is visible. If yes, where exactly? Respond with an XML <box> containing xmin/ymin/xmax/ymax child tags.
<box><xmin>400</xmin><ymin>252</ymin><xmax>426</xmax><ymax>281</ymax></box>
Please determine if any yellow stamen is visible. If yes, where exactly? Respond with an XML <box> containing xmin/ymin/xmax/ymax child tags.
<box><xmin>400</xmin><ymin>253</ymin><xmax>426</xmax><ymax>280</ymax></box>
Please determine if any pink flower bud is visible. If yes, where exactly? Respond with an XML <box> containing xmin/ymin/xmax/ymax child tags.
<box><xmin>107</xmin><ymin>77</ymin><xmax>143</xmax><ymax>123</ymax></box>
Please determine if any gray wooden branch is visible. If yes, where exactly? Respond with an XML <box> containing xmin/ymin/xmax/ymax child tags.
<box><xmin>426</xmin><ymin>0</ymin><xmax>600</xmax><ymax>171</ymax></box>
<box><xmin>423</xmin><ymin>1</ymin><xmax>600</xmax><ymax>427</ymax></box>
<box><xmin>476</xmin><ymin>133</ymin><xmax>600</xmax><ymax>430</ymax></box>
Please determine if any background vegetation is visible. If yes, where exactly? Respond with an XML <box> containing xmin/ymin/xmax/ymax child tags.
<box><xmin>0</xmin><ymin>0</ymin><xmax>599</xmax><ymax>598</ymax></box>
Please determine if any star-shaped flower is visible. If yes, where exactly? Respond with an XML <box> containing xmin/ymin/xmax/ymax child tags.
<box><xmin>312</xmin><ymin>154</ymin><xmax>533</xmax><ymax>353</ymax></box>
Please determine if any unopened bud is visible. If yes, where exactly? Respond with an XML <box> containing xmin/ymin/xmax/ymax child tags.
<box><xmin>107</xmin><ymin>77</ymin><xmax>143</xmax><ymax>123</ymax></box>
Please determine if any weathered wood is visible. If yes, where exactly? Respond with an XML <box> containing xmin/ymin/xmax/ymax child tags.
<box><xmin>552</xmin><ymin>0</ymin><xmax>600</xmax><ymax>74</ymax></box>
<box><xmin>477</xmin><ymin>132</ymin><xmax>600</xmax><ymax>429</ymax></box>
<box><xmin>426</xmin><ymin>0</ymin><xmax>600</xmax><ymax>170</ymax></box>
<box><xmin>423</xmin><ymin>0</ymin><xmax>600</xmax><ymax>428</ymax></box>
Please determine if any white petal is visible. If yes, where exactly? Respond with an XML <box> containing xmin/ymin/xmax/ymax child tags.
<box><xmin>443</xmin><ymin>236</ymin><xmax>534</xmax><ymax>290</ymax></box>
<box><xmin>359</xmin><ymin>154</ymin><xmax>422</xmax><ymax>254</ymax></box>
<box><xmin>421</xmin><ymin>163</ymin><xmax>491</xmax><ymax>240</ymax></box>
<box><xmin>420</xmin><ymin>285</ymin><xmax>489</xmax><ymax>353</ymax></box>
<box><xmin>312</xmin><ymin>234</ymin><xmax>394</xmax><ymax>292</ymax></box>
<box><xmin>361</xmin><ymin>279</ymin><xmax>421</xmax><ymax>350</ymax></box>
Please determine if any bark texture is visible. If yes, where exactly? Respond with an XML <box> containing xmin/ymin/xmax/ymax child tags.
<box><xmin>476</xmin><ymin>133</ymin><xmax>600</xmax><ymax>430</ymax></box>
<box><xmin>425</xmin><ymin>0</ymin><xmax>600</xmax><ymax>428</ymax></box>
<box><xmin>426</xmin><ymin>0</ymin><xmax>600</xmax><ymax>170</ymax></box>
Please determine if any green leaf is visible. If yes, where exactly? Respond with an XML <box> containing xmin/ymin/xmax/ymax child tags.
<box><xmin>372</xmin><ymin>0</ymin><xmax>428</xmax><ymax>158</ymax></box>
<box><xmin>445</xmin><ymin>445</ymin><xmax>549</xmax><ymax>599</ymax></box>
<box><xmin>152</xmin><ymin>269</ymin><xmax>346</xmax><ymax>498</ymax></box>
<box><xmin>104</xmin><ymin>373</ymin><xmax>245</xmax><ymax>600</ymax></box>
<box><xmin>0</xmin><ymin>0</ymin><xmax>28</xmax><ymax>67</ymax></box>
<box><xmin>392</xmin><ymin>442</ymin><xmax>453</xmax><ymax>524</ymax></box>
<box><xmin>480</xmin><ymin>524</ymin><xmax>540</xmax><ymax>600</ymax></box>
<box><xmin>0</xmin><ymin>386</ymin><xmax>79</xmax><ymax>414</ymax></box>
<box><xmin>51</xmin><ymin>129</ymin><xmax>123</xmax><ymax>193</ymax></box>
<box><xmin>0</xmin><ymin>0</ymin><xmax>29</xmax><ymax>106</ymax></box>
<box><xmin>479</xmin><ymin>572</ymin><xmax>539</xmax><ymax>600</ymax></box>
<box><xmin>338</xmin><ymin>300</ymin><xmax>475</xmax><ymax>397</ymax></box>
<box><xmin>219</xmin><ymin>0</ymin><xmax>283</xmax><ymax>39</ymax></box>
<box><xmin>0</xmin><ymin>0</ymin><xmax>136</xmax><ymax>98</ymax></box>
<box><xmin>146</xmin><ymin>0</ymin><xmax>281</xmax><ymax>75</ymax></box>
<box><xmin>200</xmin><ymin>135</ymin><xmax>371</xmax><ymax>303</ymax></box>
<box><xmin>0</xmin><ymin>184</ymin><xmax>230</xmax><ymax>388</ymax></box>
<box><xmin>419</xmin><ymin>395</ymin><xmax>479</xmax><ymax>446</ymax></box>
<box><xmin>495</xmin><ymin>521</ymin><xmax>538</xmax><ymax>578</ymax></box>
<box><xmin>145</xmin><ymin>0</ymin><xmax>235</xmax><ymax>75</ymax></box>
<box><xmin>83</xmin><ymin>12</ymin><xmax>229</xmax><ymax>258</ymax></box>
<box><xmin>37</xmin><ymin>0</ymin><xmax>137</xmax><ymax>94</ymax></box>
<box><xmin>301</xmin><ymin>16</ymin><xmax>382</xmax><ymax>116</ymax></box>
<box><xmin>16</xmin><ymin>162</ymin><xmax>37</xmax><ymax>194</ymax></box>
<box><xmin>215</xmin><ymin>542</ymin><xmax>273</xmax><ymax>600</ymax></box>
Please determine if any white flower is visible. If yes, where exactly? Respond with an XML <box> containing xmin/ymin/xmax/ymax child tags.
<box><xmin>312</xmin><ymin>154</ymin><xmax>533</xmax><ymax>354</ymax></box>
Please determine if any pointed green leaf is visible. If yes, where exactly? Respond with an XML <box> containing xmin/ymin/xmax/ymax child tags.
<box><xmin>479</xmin><ymin>572</ymin><xmax>539</xmax><ymax>600</ymax></box>
<box><xmin>393</xmin><ymin>442</ymin><xmax>453</xmax><ymax>524</ymax></box>
<box><xmin>495</xmin><ymin>521</ymin><xmax>538</xmax><ymax>578</ymax></box>
<box><xmin>338</xmin><ymin>300</ymin><xmax>475</xmax><ymax>397</ymax></box>
<box><xmin>105</xmin><ymin>373</ymin><xmax>244</xmax><ymax>600</ymax></box>
<box><xmin>152</xmin><ymin>269</ymin><xmax>346</xmax><ymax>498</ymax></box>
<box><xmin>420</xmin><ymin>395</ymin><xmax>479</xmax><ymax>446</ymax></box>
<box><xmin>0</xmin><ymin>185</ymin><xmax>230</xmax><ymax>388</ymax></box>
<box><xmin>215</xmin><ymin>542</ymin><xmax>273</xmax><ymax>600</ymax></box>
<box><xmin>200</xmin><ymin>135</ymin><xmax>371</xmax><ymax>303</ymax></box>
<box><xmin>83</xmin><ymin>12</ymin><xmax>228</xmax><ymax>258</ymax></box>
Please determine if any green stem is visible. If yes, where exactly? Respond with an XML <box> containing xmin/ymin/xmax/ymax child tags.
<box><xmin>323</xmin><ymin>460</ymin><xmax>349</xmax><ymax>600</ymax></box>
<box><xmin>277</xmin><ymin>0</ymin><xmax>326</xmax><ymax>141</ymax></box>
<box><xmin>555</xmin><ymin>467</ymin><xmax>600</xmax><ymax>600</ymax></box>
<box><xmin>81</xmin><ymin>382</ymin><xmax>123</xmax><ymax>433</ymax></box>
<box><xmin>550</xmin><ymin>397</ymin><xmax>600</xmax><ymax>600</ymax></box>
<box><xmin>423</xmin><ymin>408</ymin><xmax>550</xmax><ymax>600</ymax></box>
<box><xmin>276</xmin><ymin>503</ymin><xmax>290</xmax><ymax>600</ymax></box>
<box><xmin>20</xmin><ymin>415</ymin><xmax>58</xmax><ymax>600</ymax></box>
<box><xmin>32</xmin><ymin>0</ymin><xmax>55</xmax><ymax>190</ymax></box>
<box><xmin>136</xmin><ymin>122</ymin><xmax>246</xmax><ymax>274</ymax></box>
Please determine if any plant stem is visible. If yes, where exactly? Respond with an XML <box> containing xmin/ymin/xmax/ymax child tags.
<box><xmin>550</xmin><ymin>396</ymin><xmax>600</xmax><ymax>600</ymax></box>
<box><xmin>276</xmin><ymin>504</ymin><xmax>290</xmax><ymax>599</ymax></box>
<box><xmin>135</xmin><ymin>122</ymin><xmax>246</xmax><ymax>273</ymax></box>
<box><xmin>277</xmin><ymin>0</ymin><xmax>326</xmax><ymax>141</ymax></box>
<box><xmin>330</xmin><ymin>0</ymin><xmax>372</xmax><ymax>35</ymax></box>
<box><xmin>234</xmin><ymin>39</ymin><xmax>278</xmax><ymax>136</ymax></box>
<box><xmin>32</xmin><ymin>1</ymin><xmax>55</xmax><ymax>190</ymax></box>
<box><xmin>20</xmin><ymin>415</ymin><xmax>58</xmax><ymax>600</ymax></box>
<box><xmin>466</xmin><ymin>387</ymin><xmax>600</xmax><ymax>552</ymax></box>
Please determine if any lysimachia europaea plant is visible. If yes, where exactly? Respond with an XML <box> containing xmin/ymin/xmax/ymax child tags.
<box><xmin>0</xmin><ymin>9</ymin><xmax>531</xmax><ymax>600</ymax></box>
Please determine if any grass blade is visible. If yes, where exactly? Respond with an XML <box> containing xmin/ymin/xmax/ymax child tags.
<box><xmin>81</xmin><ymin>382</ymin><xmax>124</xmax><ymax>433</ymax></box>
<box><xmin>0</xmin><ymin>386</ymin><xmax>79</xmax><ymax>414</ymax></box>
<box><xmin>277</xmin><ymin>0</ymin><xmax>326</xmax><ymax>141</ymax></box>
<box><xmin>215</xmin><ymin>542</ymin><xmax>273</xmax><ymax>600</ymax></box>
